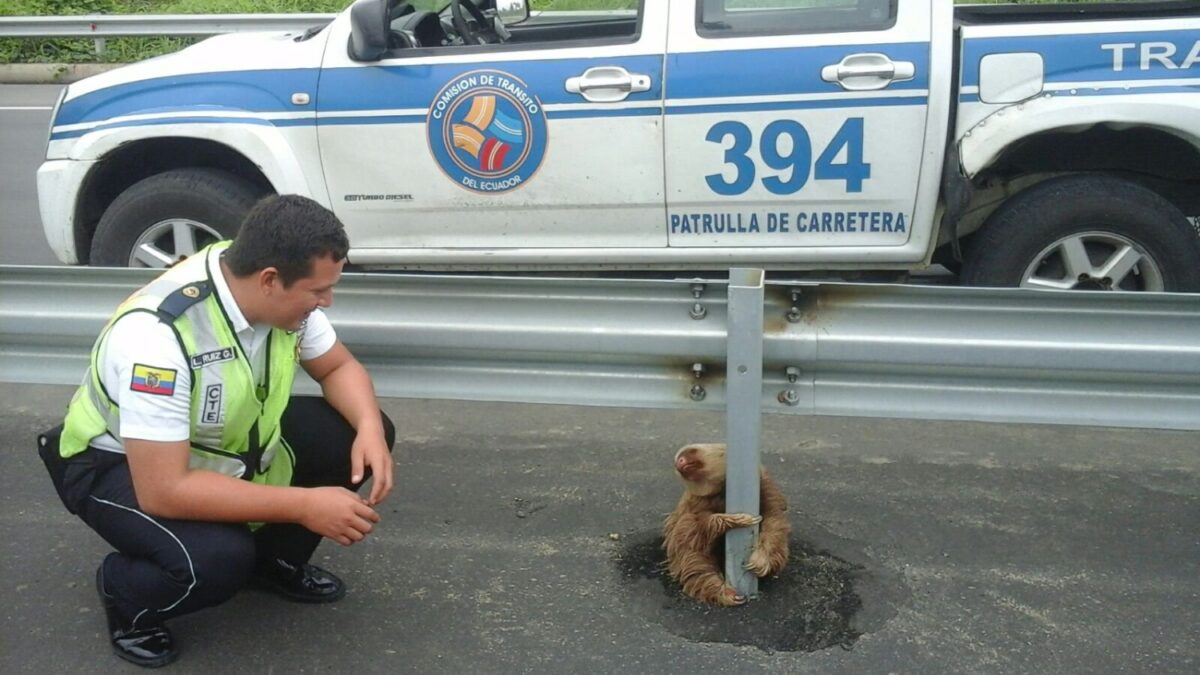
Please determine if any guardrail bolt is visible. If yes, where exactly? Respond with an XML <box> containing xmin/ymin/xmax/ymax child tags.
<box><xmin>786</xmin><ymin>289</ymin><xmax>803</xmax><ymax>323</ymax></box>
<box><xmin>778</xmin><ymin>366</ymin><xmax>802</xmax><ymax>405</ymax></box>
<box><xmin>689</xmin><ymin>362</ymin><xmax>707</xmax><ymax>400</ymax></box>
<box><xmin>690</xmin><ymin>282</ymin><xmax>708</xmax><ymax>320</ymax></box>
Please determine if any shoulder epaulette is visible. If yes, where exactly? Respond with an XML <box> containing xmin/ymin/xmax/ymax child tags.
<box><xmin>156</xmin><ymin>281</ymin><xmax>213</xmax><ymax>321</ymax></box>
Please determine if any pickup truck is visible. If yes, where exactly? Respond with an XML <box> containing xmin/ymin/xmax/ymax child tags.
<box><xmin>36</xmin><ymin>0</ymin><xmax>1200</xmax><ymax>292</ymax></box>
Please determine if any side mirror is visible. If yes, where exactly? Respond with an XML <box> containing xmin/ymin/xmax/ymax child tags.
<box><xmin>348</xmin><ymin>0</ymin><xmax>390</xmax><ymax>62</ymax></box>
<box><xmin>497</xmin><ymin>0</ymin><xmax>530</xmax><ymax>26</ymax></box>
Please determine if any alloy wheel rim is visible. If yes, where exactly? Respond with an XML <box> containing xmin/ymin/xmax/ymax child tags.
<box><xmin>127</xmin><ymin>219</ymin><xmax>223</xmax><ymax>268</ymax></box>
<box><xmin>1020</xmin><ymin>231</ymin><xmax>1164</xmax><ymax>292</ymax></box>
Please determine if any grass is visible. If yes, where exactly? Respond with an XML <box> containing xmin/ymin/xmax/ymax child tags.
<box><xmin>0</xmin><ymin>0</ymin><xmax>1142</xmax><ymax>64</ymax></box>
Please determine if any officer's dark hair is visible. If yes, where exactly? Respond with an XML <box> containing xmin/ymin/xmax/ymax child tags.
<box><xmin>224</xmin><ymin>195</ymin><xmax>350</xmax><ymax>286</ymax></box>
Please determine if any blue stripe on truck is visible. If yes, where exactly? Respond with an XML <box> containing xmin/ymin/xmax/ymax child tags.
<box><xmin>961</xmin><ymin>29</ymin><xmax>1200</xmax><ymax>88</ymax></box>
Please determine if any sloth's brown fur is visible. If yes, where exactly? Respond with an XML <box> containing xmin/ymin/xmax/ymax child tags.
<box><xmin>662</xmin><ymin>443</ymin><xmax>790</xmax><ymax>606</ymax></box>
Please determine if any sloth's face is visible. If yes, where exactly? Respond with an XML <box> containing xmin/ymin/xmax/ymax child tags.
<box><xmin>673</xmin><ymin>443</ymin><xmax>727</xmax><ymax>497</ymax></box>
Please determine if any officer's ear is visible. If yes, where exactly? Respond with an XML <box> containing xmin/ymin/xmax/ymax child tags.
<box><xmin>257</xmin><ymin>267</ymin><xmax>283</xmax><ymax>296</ymax></box>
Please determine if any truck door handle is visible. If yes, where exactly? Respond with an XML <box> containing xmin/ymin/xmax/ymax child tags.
<box><xmin>821</xmin><ymin>53</ymin><xmax>916</xmax><ymax>91</ymax></box>
<box><xmin>565</xmin><ymin>66</ymin><xmax>652</xmax><ymax>103</ymax></box>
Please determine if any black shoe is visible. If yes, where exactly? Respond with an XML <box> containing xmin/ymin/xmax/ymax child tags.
<box><xmin>251</xmin><ymin>558</ymin><xmax>346</xmax><ymax>603</ymax></box>
<box><xmin>96</xmin><ymin>563</ymin><xmax>178</xmax><ymax>668</ymax></box>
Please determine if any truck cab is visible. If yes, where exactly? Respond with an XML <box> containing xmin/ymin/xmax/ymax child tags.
<box><xmin>315</xmin><ymin>0</ymin><xmax>950</xmax><ymax>272</ymax></box>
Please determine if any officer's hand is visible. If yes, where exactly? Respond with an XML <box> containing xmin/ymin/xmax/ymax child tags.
<box><xmin>300</xmin><ymin>486</ymin><xmax>380</xmax><ymax>546</ymax></box>
<box><xmin>350</xmin><ymin>428</ymin><xmax>394</xmax><ymax>507</ymax></box>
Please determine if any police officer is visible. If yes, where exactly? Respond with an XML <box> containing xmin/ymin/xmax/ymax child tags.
<box><xmin>39</xmin><ymin>195</ymin><xmax>395</xmax><ymax>667</ymax></box>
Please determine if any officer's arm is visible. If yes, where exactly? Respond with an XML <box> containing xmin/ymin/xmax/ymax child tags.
<box><xmin>124</xmin><ymin>438</ymin><xmax>379</xmax><ymax>545</ymax></box>
<box><xmin>125</xmin><ymin>439</ymin><xmax>308</xmax><ymax>521</ymax></box>
<box><xmin>302</xmin><ymin>339</ymin><xmax>393</xmax><ymax>505</ymax></box>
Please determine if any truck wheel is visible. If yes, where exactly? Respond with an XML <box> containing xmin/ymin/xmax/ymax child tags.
<box><xmin>90</xmin><ymin>169</ymin><xmax>265</xmax><ymax>268</ymax></box>
<box><xmin>961</xmin><ymin>174</ymin><xmax>1200</xmax><ymax>292</ymax></box>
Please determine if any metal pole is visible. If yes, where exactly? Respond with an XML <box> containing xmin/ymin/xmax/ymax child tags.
<box><xmin>724</xmin><ymin>268</ymin><xmax>764</xmax><ymax>598</ymax></box>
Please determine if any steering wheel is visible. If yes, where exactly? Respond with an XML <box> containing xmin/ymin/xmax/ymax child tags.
<box><xmin>451</xmin><ymin>0</ymin><xmax>496</xmax><ymax>45</ymax></box>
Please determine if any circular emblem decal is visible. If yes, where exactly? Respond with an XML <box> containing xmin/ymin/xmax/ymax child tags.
<box><xmin>182</xmin><ymin>286</ymin><xmax>200</xmax><ymax>298</ymax></box>
<box><xmin>427</xmin><ymin>69</ymin><xmax>548</xmax><ymax>194</ymax></box>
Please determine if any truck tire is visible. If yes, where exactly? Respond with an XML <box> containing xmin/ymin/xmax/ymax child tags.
<box><xmin>961</xmin><ymin>174</ymin><xmax>1200</xmax><ymax>292</ymax></box>
<box><xmin>90</xmin><ymin>169</ymin><xmax>265</xmax><ymax>268</ymax></box>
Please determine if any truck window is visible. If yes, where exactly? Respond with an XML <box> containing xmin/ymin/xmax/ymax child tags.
<box><xmin>514</xmin><ymin>0</ymin><xmax>642</xmax><ymax>42</ymax></box>
<box><xmin>407</xmin><ymin>0</ymin><xmax>643</xmax><ymax>50</ymax></box>
<box><xmin>531</xmin><ymin>0</ymin><xmax>640</xmax><ymax>19</ymax></box>
<box><xmin>697</xmin><ymin>0</ymin><xmax>896</xmax><ymax>38</ymax></box>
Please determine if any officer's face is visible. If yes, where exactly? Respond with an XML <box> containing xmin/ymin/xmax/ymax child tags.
<box><xmin>270</xmin><ymin>254</ymin><xmax>344</xmax><ymax>331</ymax></box>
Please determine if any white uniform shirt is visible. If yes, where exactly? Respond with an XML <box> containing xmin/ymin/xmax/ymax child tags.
<box><xmin>88</xmin><ymin>261</ymin><xmax>337</xmax><ymax>453</ymax></box>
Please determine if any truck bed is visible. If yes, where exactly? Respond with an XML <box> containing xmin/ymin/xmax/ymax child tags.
<box><xmin>955</xmin><ymin>1</ymin><xmax>1200</xmax><ymax>25</ymax></box>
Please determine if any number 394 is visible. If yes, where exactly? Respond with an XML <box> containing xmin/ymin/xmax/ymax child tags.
<box><xmin>704</xmin><ymin>118</ymin><xmax>870</xmax><ymax>196</ymax></box>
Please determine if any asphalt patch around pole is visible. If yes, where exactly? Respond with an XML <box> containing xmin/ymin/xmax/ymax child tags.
<box><xmin>613</xmin><ymin>526</ymin><xmax>903</xmax><ymax>653</ymax></box>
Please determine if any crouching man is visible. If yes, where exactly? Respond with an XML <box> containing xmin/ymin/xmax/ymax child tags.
<box><xmin>38</xmin><ymin>195</ymin><xmax>395</xmax><ymax>667</ymax></box>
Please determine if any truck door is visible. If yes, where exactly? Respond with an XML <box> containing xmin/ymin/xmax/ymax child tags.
<box><xmin>665</xmin><ymin>0</ymin><xmax>934</xmax><ymax>250</ymax></box>
<box><xmin>315</xmin><ymin>2</ymin><xmax>667</xmax><ymax>260</ymax></box>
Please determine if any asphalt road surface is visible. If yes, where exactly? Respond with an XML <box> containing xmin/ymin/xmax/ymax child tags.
<box><xmin>1</xmin><ymin>383</ymin><xmax>1196</xmax><ymax>674</ymax></box>
<box><xmin>0</xmin><ymin>84</ymin><xmax>62</xmax><ymax>266</ymax></box>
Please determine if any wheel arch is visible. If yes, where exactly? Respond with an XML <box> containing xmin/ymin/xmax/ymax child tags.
<box><xmin>71</xmin><ymin>132</ymin><xmax>305</xmax><ymax>263</ymax></box>
<box><xmin>960</xmin><ymin>96</ymin><xmax>1200</xmax><ymax>179</ymax></box>
<box><xmin>947</xmin><ymin>113</ymin><xmax>1200</xmax><ymax>253</ymax></box>
<box><xmin>957</xmin><ymin>97</ymin><xmax>1200</xmax><ymax>230</ymax></box>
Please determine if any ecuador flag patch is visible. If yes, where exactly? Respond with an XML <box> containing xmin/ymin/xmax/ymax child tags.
<box><xmin>131</xmin><ymin>364</ymin><xmax>177</xmax><ymax>396</ymax></box>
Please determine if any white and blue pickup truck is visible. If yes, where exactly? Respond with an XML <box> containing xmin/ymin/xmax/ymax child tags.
<box><xmin>36</xmin><ymin>0</ymin><xmax>1200</xmax><ymax>291</ymax></box>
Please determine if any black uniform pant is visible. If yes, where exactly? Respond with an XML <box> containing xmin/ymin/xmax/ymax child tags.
<box><xmin>75</xmin><ymin>397</ymin><xmax>395</xmax><ymax>629</ymax></box>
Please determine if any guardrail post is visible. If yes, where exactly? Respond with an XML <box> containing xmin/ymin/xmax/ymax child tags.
<box><xmin>724</xmin><ymin>268</ymin><xmax>765</xmax><ymax>599</ymax></box>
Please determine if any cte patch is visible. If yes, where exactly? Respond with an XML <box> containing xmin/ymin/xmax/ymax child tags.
<box><xmin>201</xmin><ymin>384</ymin><xmax>223</xmax><ymax>424</ymax></box>
<box><xmin>130</xmin><ymin>364</ymin><xmax>177</xmax><ymax>396</ymax></box>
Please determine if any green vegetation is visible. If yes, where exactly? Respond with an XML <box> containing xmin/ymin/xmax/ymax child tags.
<box><xmin>1</xmin><ymin>1</ymin><xmax>367</xmax><ymax>63</ymax></box>
<box><xmin>0</xmin><ymin>0</ymin><xmax>1141</xmax><ymax>65</ymax></box>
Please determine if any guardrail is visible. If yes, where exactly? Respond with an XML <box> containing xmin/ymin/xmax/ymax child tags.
<box><xmin>5</xmin><ymin>264</ymin><xmax>1198</xmax><ymax>596</ymax></box>
<box><xmin>3</xmin><ymin>265</ymin><xmax>1198</xmax><ymax>431</ymax></box>
<box><xmin>0</xmin><ymin>13</ymin><xmax>337</xmax><ymax>57</ymax></box>
<box><xmin>0</xmin><ymin>11</ymin><xmax>625</xmax><ymax>57</ymax></box>
<box><xmin>0</xmin><ymin>14</ymin><xmax>337</xmax><ymax>38</ymax></box>
<box><xmin>0</xmin><ymin>10</ymin><xmax>627</xmax><ymax>38</ymax></box>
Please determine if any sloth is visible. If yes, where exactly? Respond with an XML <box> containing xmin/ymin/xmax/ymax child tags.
<box><xmin>662</xmin><ymin>443</ymin><xmax>790</xmax><ymax>606</ymax></box>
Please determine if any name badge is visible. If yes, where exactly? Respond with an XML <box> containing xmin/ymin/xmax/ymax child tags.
<box><xmin>190</xmin><ymin>348</ymin><xmax>235</xmax><ymax>369</ymax></box>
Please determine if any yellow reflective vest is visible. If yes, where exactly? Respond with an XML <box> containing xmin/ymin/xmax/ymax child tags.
<box><xmin>61</xmin><ymin>242</ymin><xmax>298</xmax><ymax>489</ymax></box>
